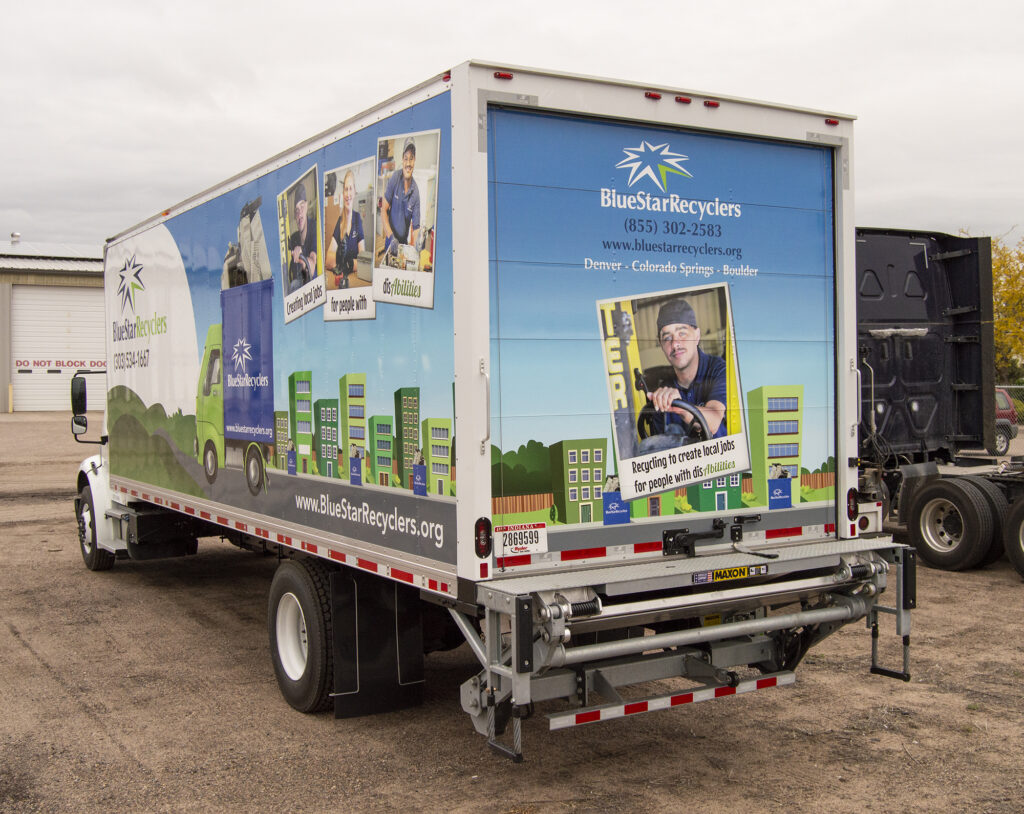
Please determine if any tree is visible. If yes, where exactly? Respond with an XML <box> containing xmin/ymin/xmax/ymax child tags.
<box><xmin>992</xmin><ymin>236</ymin><xmax>1024</xmax><ymax>384</ymax></box>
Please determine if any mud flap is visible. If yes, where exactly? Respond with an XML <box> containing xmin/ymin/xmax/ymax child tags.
<box><xmin>330</xmin><ymin>569</ymin><xmax>424</xmax><ymax>717</ymax></box>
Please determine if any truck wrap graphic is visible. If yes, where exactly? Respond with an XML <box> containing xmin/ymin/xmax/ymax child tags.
<box><xmin>104</xmin><ymin>94</ymin><xmax>458</xmax><ymax>564</ymax></box>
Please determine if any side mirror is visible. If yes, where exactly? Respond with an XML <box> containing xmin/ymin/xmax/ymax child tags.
<box><xmin>71</xmin><ymin>375</ymin><xmax>87</xmax><ymax>415</ymax></box>
<box><xmin>71</xmin><ymin>414</ymin><xmax>88</xmax><ymax>435</ymax></box>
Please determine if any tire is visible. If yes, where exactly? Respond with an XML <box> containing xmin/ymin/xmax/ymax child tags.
<box><xmin>77</xmin><ymin>486</ymin><xmax>114</xmax><ymax>571</ymax></box>
<box><xmin>245</xmin><ymin>445</ymin><xmax>264</xmax><ymax>496</ymax></box>
<box><xmin>203</xmin><ymin>440</ymin><xmax>218</xmax><ymax>484</ymax></box>
<box><xmin>268</xmin><ymin>559</ymin><xmax>334</xmax><ymax>713</ymax></box>
<box><xmin>907</xmin><ymin>478</ymin><xmax>992</xmax><ymax>570</ymax></box>
<box><xmin>995</xmin><ymin>426</ymin><xmax>1011</xmax><ymax>456</ymax></box>
<box><xmin>960</xmin><ymin>475</ymin><xmax>1008</xmax><ymax>566</ymax></box>
<box><xmin>1003</xmin><ymin>499</ymin><xmax>1024</xmax><ymax>579</ymax></box>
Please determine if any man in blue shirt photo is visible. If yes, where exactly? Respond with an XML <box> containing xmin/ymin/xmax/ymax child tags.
<box><xmin>646</xmin><ymin>297</ymin><xmax>728</xmax><ymax>439</ymax></box>
<box><xmin>381</xmin><ymin>137</ymin><xmax>420</xmax><ymax>256</ymax></box>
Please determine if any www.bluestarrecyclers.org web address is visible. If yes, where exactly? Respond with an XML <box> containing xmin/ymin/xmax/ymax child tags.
<box><xmin>601</xmin><ymin>237</ymin><xmax>744</xmax><ymax>260</ymax></box>
<box><xmin>294</xmin><ymin>492</ymin><xmax>444</xmax><ymax>548</ymax></box>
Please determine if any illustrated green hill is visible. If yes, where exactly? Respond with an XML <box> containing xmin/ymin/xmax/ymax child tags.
<box><xmin>107</xmin><ymin>386</ymin><xmax>204</xmax><ymax>497</ymax></box>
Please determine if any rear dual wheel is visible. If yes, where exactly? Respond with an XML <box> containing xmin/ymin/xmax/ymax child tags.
<box><xmin>1003</xmin><ymin>500</ymin><xmax>1024</xmax><ymax>579</ymax></box>
<box><xmin>268</xmin><ymin>558</ymin><xmax>334</xmax><ymax>713</ymax></box>
<box><xmin>908</xmin><ymin>478</ymin><xmax>993</xmax><ymax>570</ymax></box>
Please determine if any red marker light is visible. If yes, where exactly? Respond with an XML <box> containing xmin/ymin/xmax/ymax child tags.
<box><xmin>494</xmin><ymin>71</ymin><xmax>513</xmax><ymax>80</ymax></box>
<box><xmin>825</xmin><ymin>118</ymin><xmax>839</xmax><ymax>126</ymax></box>
<box><xmin>704</xmin><ymin>100</ymin><xmax>720</xmax><ymax>109</ymax></box>
<box><xmin>675</xmin><ymin>96</ymin><xmax>692</xmax><ymax>104</ymax></box>
<box><xmin>474</xmin><ymin>517</ymin><xmax>493</xmax><ymax>558</ymax></box>
<box><xmin>645</xmin><ymin>91</ymin><xmax>661</xmax><ymax>100</ymax></box>
<box><xmin>442</xmin><ymin>72</ymin><xmax>451</xmax><ymax>82</ymax></box>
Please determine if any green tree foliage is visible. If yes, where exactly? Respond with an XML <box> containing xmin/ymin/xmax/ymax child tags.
<box><xmin>491</xmin><ymin>440</ymin><xmax>553</xmax><ymax>496</ymax></box>
<box><xmin>992</xmin><ymin>236</ymin><xmax>1024</xmax><ymax>383</ymax></box>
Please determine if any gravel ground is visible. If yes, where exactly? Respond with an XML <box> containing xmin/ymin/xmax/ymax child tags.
<box><xmin>2</xmin><ymin>412</ymin><xmax>1023</xmax><ymax>813</ymax></box>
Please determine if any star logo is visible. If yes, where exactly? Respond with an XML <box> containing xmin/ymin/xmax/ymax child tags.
<box><xmin>231</xmin><ymin>338</ymin><xmax>253</xmax><ymax>373</ymax></box>
<box><xmin>116</xmin><ymin>255</ymin><xmax>145</xmax><ymax>313</ymax></box>
<box><xmin>615</xmin><ymin>141</ymin><xmax>693</xmax><ymax>192</ymax></box>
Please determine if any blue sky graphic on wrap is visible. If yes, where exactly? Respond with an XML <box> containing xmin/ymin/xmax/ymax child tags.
<box><xmin>163</xmin><ymin>95</ymin><xmax>454</xmax><ymax>427</ymax></box>
<box><xmin>488</xmin><ymin>108</ymin><xmax>835</xmax><ymax>471</ymax></box>
<box><xmin>222</xmin><ymin>280</ymin><xmax>274</xmax><ymax>441</ymax></box>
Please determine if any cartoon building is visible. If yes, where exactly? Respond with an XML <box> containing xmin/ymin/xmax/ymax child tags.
<box><xmin>747</xmin><ymin>385</ymin><xmax>804</xmax><ymax>507</ymax></box>
<box><xmin>550</xmin><ymin>439</ymin><xmax>606</xmax><ymax>524</ymax></box>
<box><xmin>394</xmin><ymin>387</ymin><xmax>420</xmax><ymax>489</ymax></box>
<box><xmin>687</xmin><ymin>473</ymin><xmax>744</xmax><ymax>512</ymax></box>
<box><xmin>629</xmin><ymin>489</ymin><xmax>677</xmax><ymax>519</ymax></box>
<box><xmin>314</xmin><ymin>398</ymin><xmax>339</xmax><ymax>478</ymax></box>
<box><xmin>368</xmin><ymin>415</ymin><xmax>394</xmax><ymax>487</ymax></box>
<box><xmin>339</xmin><ymin>373</ymin><xmax>366</xmax><ymax>478</ymax></box>
<box><xmin>273</xmin><ymin>410</ymin><xmax>289</xmax><ymax>470</ymax></box>
<box><xmin>288</xmin><ymin>371</ymin><xmax>313</xmax><ymax>474</ymax></box>
<box><xmin>422</xmin><ymin>417</ymin><xmax>452</xmax><ymax>496</ymax></box>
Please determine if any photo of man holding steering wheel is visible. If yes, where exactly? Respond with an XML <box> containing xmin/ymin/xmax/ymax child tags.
<box><xmin>646</xmin><ymin>297</ymin><xmax>727</xmax><ymax>441</ymax></box>
<box><xmin>598</xmin><ymin>283</ymin><xmax>748</xmax><ymax>500</ymax></box>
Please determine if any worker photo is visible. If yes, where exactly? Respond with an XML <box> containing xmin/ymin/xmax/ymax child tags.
<box><xmin>277</xmin><ymin>167</ymin><xmax>323</xmax><ymax>298</ymax></box>
<box><xmin>373</xmin><ymin>130</ymin><xmax>440</xmax><ymax>275</ymax></box>
<box><xmin>598</xmin><ymin>283</ymin><xmax>745</xmax><ymax>466</ymax></box>
<box><xmin>324</xmin><ymin>156</ymin><xmax>374</xmax><ymax>291</ymax></box>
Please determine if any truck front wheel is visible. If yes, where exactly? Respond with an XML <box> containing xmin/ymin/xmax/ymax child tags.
<box><xmin>268</xmin><ymin>559</ymin><xmax>334</xmax><ymax>713</ymax></box>
<box><xmin>908</xmin><ymin>478</ymin><xmax>992</xmax><ymax>570</ymax></box>
<box><xmin>77</xmin><ymin>486</ymin><xmax>114</xmax><ymax>572</ymax></box>
<box><xmin>203</xmin><ymin>441</ymin><xmax>218</xmax><ymax>484</ymax></box>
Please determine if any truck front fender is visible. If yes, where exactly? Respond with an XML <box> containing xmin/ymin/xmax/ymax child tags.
<box><xmin>76</xmin><ymin>455</ymin><xmax>125</xmax><ymax>553</ymax></box>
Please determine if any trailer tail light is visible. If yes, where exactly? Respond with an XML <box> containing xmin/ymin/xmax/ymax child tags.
<box><xmin>704</xmin><ymin>100</ymin><xmax>720</xmax><ymax>108</ymax></box>
<box><xmin>846</xmin><ymin>488</ymin><xmax>859</xmax><ymax>521</ymax></box>
<box><xmin>675</xmin><ymin>96</ymin><xmax>692</xmax><ymax>104</ymax></box>
<box><xmin>475</xmin><ymin>517</ymin><xmax>493</xmax><ymax>558</ymax></box>
<box><xmin>645</xmin><ymin>91</ymin><xmax>661</xmax><ymax>100</ymax></box>
<box><xmin>494</xmin><ymin>71</ymin><xmax>513</xmax><ymax>80</ymax></box>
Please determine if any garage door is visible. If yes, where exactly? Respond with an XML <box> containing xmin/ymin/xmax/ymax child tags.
<box><xmin>11</xmin><ymin>285</ymin><xmax>106</xmax><ymax>411</ymax></box>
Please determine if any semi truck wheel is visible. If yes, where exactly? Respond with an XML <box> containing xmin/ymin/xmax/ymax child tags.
<box><xmin>245</xmin><ymin>445</ymin><xmax>265</xmax><ymax>495</ymax></box>
<box><xmin>203</xmin><ymin>441</ymin><xmax>218</xmax><ymax>484</ymax></box>
<box><xmin>268</xmin><ymin>558</ymin><xmax>334</xmax><ymax>713</ymax></box>
<box><xmin>908</xmin><ymin>478</ymin><xmax>992</xmax><ymax>570</ymax></box>
<box><xmin>77</xmin><ymin>486</ymin><xmax>114</xmax><ymax>571</ymax></box>
<box><xmin>1003</xmin><ymin>500</ymin><xmax>1024</xmax><ymax>578</ymax></box>
<box><xmin>960</xmin><ymin>475</ymin><xmax>1008</xmax><ymax>566</ymax></box>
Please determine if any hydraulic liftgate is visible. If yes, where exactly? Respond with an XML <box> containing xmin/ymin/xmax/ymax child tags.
<box><xmin>451</xmin><ymin>538</ymin><xmax>914</xmax><ymax>761</ymax></box>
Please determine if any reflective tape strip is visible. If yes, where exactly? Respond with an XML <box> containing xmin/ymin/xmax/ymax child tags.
<box><xmin>547</xmin><ymin>671</ymin><xmax>795</xmax><ymax>730</ymax></box>
<box><xmin>108</xmin><ymin>480</ymin><xmax>455</xmax><ymax>597</ymax></box>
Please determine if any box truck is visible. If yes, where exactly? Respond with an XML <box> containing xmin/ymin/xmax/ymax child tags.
<box><xmin>72</xmin><ymin>62</ymin><xmax>913</xmax><ymax>760</ymax></box>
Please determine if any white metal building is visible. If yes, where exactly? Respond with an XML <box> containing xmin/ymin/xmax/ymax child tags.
<box><xmin>1</xmin><ymin>234</ymin><xmax>105</xmax><ymax>411</ymax></box>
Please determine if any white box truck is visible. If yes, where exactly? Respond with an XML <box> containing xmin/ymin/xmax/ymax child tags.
<box><xmin>71</xmin><ymin>62</ymin><xmax>913</xmax><ymax>760</ymax></box>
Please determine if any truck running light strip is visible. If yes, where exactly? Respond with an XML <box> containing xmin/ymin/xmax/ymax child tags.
<box><xmin>548</xmin><ymin>671</ymin><xmax>795</xmax><ymax>730</ymax></box>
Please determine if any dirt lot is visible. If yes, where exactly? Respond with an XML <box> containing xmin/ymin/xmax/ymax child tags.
<box><xmin>2</xmin><ymin>412</ymin><xmax>1023</xmax><ymax>813</ymax></box>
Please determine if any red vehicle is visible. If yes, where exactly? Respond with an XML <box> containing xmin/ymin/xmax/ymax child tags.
<box><xmin>995</xmin><ymin>387</ymin><xmax>1018</xmax><ymax>455</ymax></box>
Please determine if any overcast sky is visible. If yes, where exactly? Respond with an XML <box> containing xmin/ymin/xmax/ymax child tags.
<box><xmin>3</xmin><ymin>0</ymin><xmax>1021</xmax><ymax>249</ymax></box>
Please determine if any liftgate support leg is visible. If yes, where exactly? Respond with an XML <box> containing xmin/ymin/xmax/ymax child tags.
<box><xmin>330</xmin><ymin>569</ymin><xmax>424</xmax><ymax>717</ymax></box>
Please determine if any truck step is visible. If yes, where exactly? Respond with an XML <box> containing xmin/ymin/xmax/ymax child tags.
<box><xmin>546</xmin><ymin>670</ymin><xmax>795</xmax><ymax>731</ymax></box>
